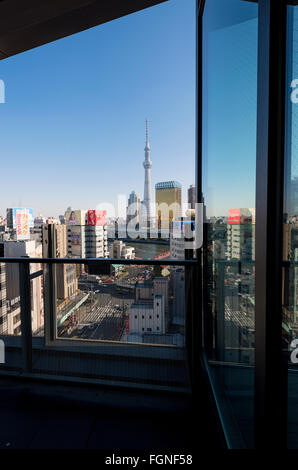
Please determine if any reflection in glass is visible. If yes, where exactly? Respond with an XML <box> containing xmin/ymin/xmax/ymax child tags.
<box><xmin>282</xmin><ymin>4</ymin><xmax>298</xmax><ymax>449</ymax></box>
<box><xmin>202</xmin><ymin>0</ymin><xmax>258</xmax><ymax>448</ymax></box>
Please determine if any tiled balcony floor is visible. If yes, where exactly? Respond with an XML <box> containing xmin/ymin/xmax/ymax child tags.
<box><xmin>0</xmin><ymin>376</ymin><xmax>221</xmax><ymax>450</ymax></box>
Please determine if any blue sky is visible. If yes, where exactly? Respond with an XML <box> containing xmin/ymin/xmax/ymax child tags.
<box><xmin>0</xmin><ymin>0</ymin><xmax>196</xmax><ymax>218</ymax></box>
<box><xmin>202</xmin><ymin>0</ymin><xmax>258</xmax><ymax>217</ymax></box>
<box><xmin>288</xmin><ymin>8</ymin><xmax>298</xmax><ymax>181</ymax></box>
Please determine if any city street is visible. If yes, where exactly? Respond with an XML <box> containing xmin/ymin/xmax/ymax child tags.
<box><xmin>57</xmin><ymin>265</ymin><xmax>155</xmax><ymax>341</ymax></box>
<box><xmin>65</xmin><ymin>284</ymin><xmax>134</xmax><ymax>341</ymax></box>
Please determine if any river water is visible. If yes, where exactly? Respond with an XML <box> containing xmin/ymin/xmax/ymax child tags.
<box><xmin>118</xmin><ymin>242</ymin><xmax>169</xmax><ymax>259</ymax></box>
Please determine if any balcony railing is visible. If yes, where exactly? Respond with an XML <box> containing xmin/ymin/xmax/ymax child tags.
<box><xmin>0</xmin><ymin>257</ymin><xmax>197</xmax><ymax>394</ymax></box>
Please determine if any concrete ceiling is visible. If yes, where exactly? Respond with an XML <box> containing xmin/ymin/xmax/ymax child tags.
<box><xmin>0</xmin><ymin>0</ymin><xmax>168</xmax><ymax>60</ymax></box>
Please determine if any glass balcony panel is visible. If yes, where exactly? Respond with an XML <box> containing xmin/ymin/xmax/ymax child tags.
<box><xmin>0</xmin><ymin>260</ymin><xmax>189</xmax><ymax>392</ymax></box>
<box><xmin>283</xmin><ymin>2</ymin><xmax>298</xmax><ymax>449</ymax></box>
<box><xmin>0</xmin><ymin>262</ymin><xmax>44</xmax><ymax>338</ymax></box>
<box><xmin>0</xmin><ymin>0</ymin><xmax>196</xmax><ymax>254</ymax></box>
<box><xmin>202</xmin><ymin>0</ymin><xmax>258</xmax><ymax>449</ymax></box>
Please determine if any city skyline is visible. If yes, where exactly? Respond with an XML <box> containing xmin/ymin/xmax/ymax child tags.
<box><xmin>0</xmin><ymin>0</ymin><xmax>196</xmax><ymax>217</ymax></box>
<box><xmin>0</xmin><ymin>115</ymin><xmax>196</xmax><ymax>221</ymax></box>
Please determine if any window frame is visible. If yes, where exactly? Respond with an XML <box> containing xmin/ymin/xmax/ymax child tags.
<box><xmin>197</xmin><ymin>0</ymin><xmax>288</xmax><ymax>449</ymax></box>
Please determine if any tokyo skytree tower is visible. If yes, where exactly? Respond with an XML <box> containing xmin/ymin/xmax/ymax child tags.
<box><xmin>142</xmin><ymin>118</ymin><xmax>152</xmax><ymax>226</ymax></box>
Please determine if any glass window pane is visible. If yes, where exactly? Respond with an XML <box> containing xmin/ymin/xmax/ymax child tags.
<box><xmin>283</xmin><ymin>3</ymin><xmax>298</xmax><ymax>449</ymax></box>
<box><xmin>202</xmin><ymin>0</ymin><xmax>258</xmax><ymax>448</ymax></box>
<box><xmin>0</xmin><ymin>0</ymin><xmax>196</xmax><ymax>261</ymax></box>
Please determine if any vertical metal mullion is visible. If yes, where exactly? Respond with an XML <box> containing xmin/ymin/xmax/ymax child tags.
<box><xmin>197</xmin><ymin>0</ymin><xmax>211</xmax><ymax>361</ymax></box>
<box><xmin>196</xmin><ymin>0</ymin><xmax>205</xmax><ymax>353</ymax></box>
<box><xmin>44</xmin><ymin>224</ymin><xmax>57</xmax><ymax>345</ymax></box>
<box><xmin>255</xmin><ymin>0</ymin><xmax>287</xmax><ymax>449</ymax></box>
<box><xmin>45</xmin><ymin>262</ymin><xmax>57</xmax><ymax>343</ymax></box>
<box><xmin>184</xmin><ymin>0</ymin><xmax>205</xmax><ymax>392</ymax></box>
<box><xmin>193</xmin><ymin>0</ymin><xmax>205</xmax><ymax>372</ymax></box>
<box><xmin>19</xmin><ymin>262</ymin><xmax>32</xmax><ymax>373</ymax></box>
<box><xmin>196</xmin><ymin>0</ymin><xmax>205</xmax><ymax>211</ymax></box>
<box><xmin>284</xmin><ymin>6</ymin><xmax>294</xmax><ymax>218</ymax></box>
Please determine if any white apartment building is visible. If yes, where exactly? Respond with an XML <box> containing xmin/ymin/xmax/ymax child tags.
<box><xmin>85</xmin><ymin>225</ymin><xmax>108</xmax><ymax>258</ymax></box>
<box><xmin>66</xmin><ymin>210</ymin><xmax>108</xmax><ymax>258</ymax></box>
<box><xmin>135</xmin><ymin>277</ymin><xmax>169</xmax><ymax>315</ymax></box>
<box><xmin>129</xmin><ymin>295</ymin><xmax>165</xmax><ymax>335</ymax></box>
<box><xmin>227</xmin><ymin>208</ymin><xmax>255</xmax><ymax>261</ymax></box>
<box><xmin>110</xmin><ymin>240</ymin><xmax>135</xmax><ymax>259</ymax></box>
<box><xmin>67</xmin><ymin>225</ymin><xmax>86</xmax><ymax>258</ymax></box>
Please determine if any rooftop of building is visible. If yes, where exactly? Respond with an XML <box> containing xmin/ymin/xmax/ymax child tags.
<box><xmin>130</xmin><ymin>301</ymin><xmax>154</xmax><ymax>309</ymax></box>
<box><xmin>136</xmin><ymin>281</ymin><xmax>154</xmax><ymax>288</ymax></box>
<box><xmin>155</xmin><ymin>181</ymin><xmax>182</xmax><ymax>190</ymax></box>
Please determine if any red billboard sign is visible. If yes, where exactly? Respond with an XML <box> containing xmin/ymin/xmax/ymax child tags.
<box><xmin>228</xmin><ymin>208</ymin><xmax>241</xmax><ymax>225</ymax></box>
<box><xmin>16</xmin><ymin>209</ymin><xmax>30</xmax><ymax>240</ymax></box>
<box><xmin>228</xmin><ymin>208</ymin><xmax>252</xmax><ymax>225</ymax></box>
<box><xmin>87</xmin><ymin>210</ymin><xmax>106</xmax><ymax>226</ymax></box>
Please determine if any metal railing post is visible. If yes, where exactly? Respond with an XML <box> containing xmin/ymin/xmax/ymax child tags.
<box><xmin>44</xmin><ymin>224</ymin><xmax>57</xmax><ymax>345</ymax></box>
<box><xmin>216</xmin><ymin>261</ymin><xmax>225</xmax><ymax>363</ymax></box>
<box><xmin>255</xmin><ymin>0</ymin><xmax>287</xmax><ymax>449</ymax></box>
<box><xmin>19</xmin><ymin>261</ymin><xmax>32</xmax><ymax>373</ymax></box>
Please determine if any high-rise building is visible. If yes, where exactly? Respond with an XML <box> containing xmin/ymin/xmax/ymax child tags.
<box><xmin>56</xmin><ymin>264</ymin><xmax>78</xmax><ymax>300</ymax></box>
<box><xmin>155</xmin><ymin>181</ymin><xmax>182</xmax><ymax>230</ymax></box>
<box><xmin>85</xmin><ymin>225</ymin><xmax>108</xmax><ymax>258</ymax></box>
<box><xmin>110</xmin><ymin>240</ymin><xmax>135</xmax><ymax>259</ymax></box>
<box><xmin>66</xmin><ymin>209</ymin><xmax>108</xmax><ymax>259</ymax></box>
<box><xmin>128</xmin><ymin>278</ymin><xmax>168</xmax><ymax>340</ymax></box>
<box><xmin>128</xmin><ymin>294</ymin><xmax>165</xmax><ymax>337</ymax></box>
<box><xmin>126</xmin><ymin>191</ymin><xmax>140</xmax><ymax>229</ymax></box>
<box><xmin>65</xmin><ymin>209</ymin><xmax>86</xmax><ymax>258</ymax></box>
<box><xmin>142</xmin><ymin>119</ymin><xmax>152</xmax><ymax>227</ymax></box>
<box><xmin>85</xmin><ymin>210</ymin><xmax>108</xmax><ymax>258</ymax></box>
<box><xmin>227</xmin><ymin>208</ymin><xmax>255</xmax><ymax>261</ymax></box>
<box><xmin>6</xmin><ymin>207</ymin><xmax>34</xmax><ymax>241</ymax></box>
<box><xmin>188</xmin><ymin>184</ymin><xmax>196</xmax><ymax>210</ymax></box>
<box><xmin>42</xmin><ymin>224</ymin><xmax>78</xmax><ymax>302</ymax></box>
<box><xmin>1</xmin><ymin>240</ymin><xmax>44</xmax><ymax>335</ymax></box>
<box><xmin>135</xmin><ymin>277</ymin><xmax>169</xmax><ymax>316</ymax></box>
<box><xmin>55</xmin><ymin>224</ymin><xmax>67</xmax><ymax>258</ymax></box>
